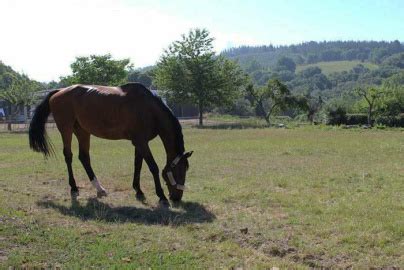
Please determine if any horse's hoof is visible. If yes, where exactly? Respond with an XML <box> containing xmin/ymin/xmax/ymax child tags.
<box><xmin>136</xmin><ymin>192</ymin><xmax>146</xmax><ymax>201</ymax></box>
<box><xmin>71</xmin><ymin>190</ymin><xmax>79</xmax><ymax>198</ymax></box>
<box><xmin>97</xmin><ymin>190</ymin><xmax>108</xmax><ymax>198</ymax></box>
<box><xmin>159</xmin><ymin>199</ymin><xmax>170</xmax><ymax>208</ymax></box>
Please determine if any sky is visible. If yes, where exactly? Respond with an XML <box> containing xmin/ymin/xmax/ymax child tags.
<box><xmin>0</xmin><ymin>0</ymin><xmax>403</xmax><ymax>82</ymax></box>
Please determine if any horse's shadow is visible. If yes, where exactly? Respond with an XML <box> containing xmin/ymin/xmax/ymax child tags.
<box><xmin>36</xmin><ymin>197</ymin><xmax>215</xmax><ymax>225</ymax></box>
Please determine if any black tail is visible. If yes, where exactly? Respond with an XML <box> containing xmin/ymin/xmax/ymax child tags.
<box><xmin>29</xmin><ymin>90</ymin><xmax>59</xmax><ymax>157</ymax></box>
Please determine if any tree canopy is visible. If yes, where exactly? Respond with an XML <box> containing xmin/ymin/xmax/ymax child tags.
<box><xmin>155</xmin><ymin>28</ymin><xmax>246</xmax><ymax>125</ymax></box>
<box><xmin>245</xmin><ymin>79</ymin><xmax>305</xmax><ymax>124</ymax></box>
<box><xmin>60</xmin><ymin>54</ymin><xmax>132</xmax><ymax>86</ymax></box>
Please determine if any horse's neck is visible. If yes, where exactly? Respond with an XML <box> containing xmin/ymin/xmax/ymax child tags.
<box><xmin>157</xmin><ymin>115</ymin><xmax>180</xmax><ymax>163</ymax></box>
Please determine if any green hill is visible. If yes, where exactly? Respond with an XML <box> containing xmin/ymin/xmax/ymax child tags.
<box><xmin>223</xmin><ymin>41</ymin><xmax>403</xmax><ymax>70</ymax></box>
<box><xmin>296</xmin><ymin>61</ymin><xmax>379</xmax><ymax>75</ymax></box>
<box><xmin>221</xmin><ymin>41</ymin><xmax>404</xmax><ymax>97</ymax></box>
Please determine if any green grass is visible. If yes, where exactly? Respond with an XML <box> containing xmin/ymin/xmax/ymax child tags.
<box><xmin>1</xmin><ymin>126</ymin><xmax>403</xmax><ymax>268</ymax></box>
<box><xmin>296</xmin><ymin>60</ymin><xmax>379</xmax><ymax>75</ymax></box>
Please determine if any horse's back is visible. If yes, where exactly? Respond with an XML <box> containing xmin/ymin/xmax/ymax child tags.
<box><xmin>51</xmin><ymin>83</ymin><xmax>151</xmax><ymax>102</ymax></box>
<box><xmin>49</xmin><ymin>83</ymin><xmax>156</xmax><ymax>140</ymax></box>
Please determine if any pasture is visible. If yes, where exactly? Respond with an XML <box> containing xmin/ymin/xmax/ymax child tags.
<box><xmin>1</xmin><ymin>126</ymin><xmax>403</xmax><ymax>268</ymax></box>
<box><xmin>296</xmin><ymin>60</ymin><xmax>379</xmax><ymax>75</ymax></box>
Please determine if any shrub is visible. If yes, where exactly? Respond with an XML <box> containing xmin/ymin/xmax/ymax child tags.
<box><xmin>376</xmin><ymin>114</ymin><xmax>404</xmax><ymax>127</ymax></box>
<box><xmin>346</xmin><ymin>114</ymin><xmax>368</xmax><ymax>125</ymax></box>
<box><xmin>327</xmin><ymin>106</ymin><xmax>347</xmax><ymax>125</ymax></box>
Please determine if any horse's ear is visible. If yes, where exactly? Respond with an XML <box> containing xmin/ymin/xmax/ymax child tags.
<box><xmin>185</xmin><ymin>151</ymin><xmax>193</xmax><ymax>158</ymax></box>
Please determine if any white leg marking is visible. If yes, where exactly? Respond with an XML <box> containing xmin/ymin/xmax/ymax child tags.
<box><xmin>91</xmin><ymin>178</ymin><xmax>107</xmax><ymax>197</ymax></box>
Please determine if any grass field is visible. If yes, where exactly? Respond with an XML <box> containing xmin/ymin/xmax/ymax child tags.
<box><xmin>1</xmin><ymin>126</ymin><xmax>403</xmax><ymax>268</ymax></box>
<box><xmin>296</xmin><ymin>60</ymin><xmax>379</xmax><ymax>75</ymax></box>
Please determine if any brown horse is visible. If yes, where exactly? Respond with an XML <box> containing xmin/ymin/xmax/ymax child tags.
<box><xmin>29</xmin><ymin>83</ymin><xmax>193</xmax><ymax>204</ymax></box>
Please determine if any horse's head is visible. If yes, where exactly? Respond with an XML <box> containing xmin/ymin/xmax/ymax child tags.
<box><xmin>162</xmin><ymin>151</ymin><xmax>193</xmax><ymax>201</ymax></box>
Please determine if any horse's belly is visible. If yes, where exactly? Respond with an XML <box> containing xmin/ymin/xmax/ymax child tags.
<box><xmin>76</xmin><ymin>110</ymin><xmax>132</xmax><ymax>140</ymax></box>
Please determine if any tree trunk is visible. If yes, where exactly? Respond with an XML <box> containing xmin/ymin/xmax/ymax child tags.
<box><xmin>264</xmin><ymin>113</ymin><xmax>270</xmax><ymax>125</ymax></box>
<box><xmin>368</xmin><ymin>104</ymin><xmax>373</xmax><ymax>126</ymax></box>
<box><xmin>198</xmin><ymin>103</ymin><xmax>203</xmax><ymax>126</ymax></box>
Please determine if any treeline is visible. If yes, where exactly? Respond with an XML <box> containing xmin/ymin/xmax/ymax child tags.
<box><xmin>220</xmin><ymin>52</ymin><xmax>404</xmax><ymax>126</ymax></box>
<box><xmin>0</xmin><ymin>61</ymin><xmax>42</xmax><ymax>123</ymax></box>
<box><xmin>217</xmin><ymin>39</ymin><xmax>404</xmax><ymax>126</ymax></box>
<box><xmin>222</xmin><ymin>40</ymin><xmax>404</xmax><ymax>67</ymax></box>
<box><xmin>1</xmin><ymin>31</ymin><xmax>404</xmax><ymax>128</ymax></box>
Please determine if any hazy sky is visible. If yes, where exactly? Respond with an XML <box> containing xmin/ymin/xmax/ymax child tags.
<box><xmin>0</xmin><ymin>0</ymin><xmax>403</xmax><ymax>82</ymax></box>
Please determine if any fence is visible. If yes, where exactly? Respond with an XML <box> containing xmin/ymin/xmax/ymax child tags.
<box><xmin>0</xmin><ymin>121</ymin><xmax>57</xmax><ymax>132</ymax></box>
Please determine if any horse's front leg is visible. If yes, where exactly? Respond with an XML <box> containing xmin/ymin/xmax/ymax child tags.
<box><xmin>134</xmin><ymin>142</ymin><xmax>169</xmax><ymax>206</ymax></box>
<box><xmin>133</xmin><ymin>147</ymin><xmax>145</xmax><ymax>201</ymax></box>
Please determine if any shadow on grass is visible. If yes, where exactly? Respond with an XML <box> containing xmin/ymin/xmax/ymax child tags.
<box><xmin>36</xmin><ymin>197</ymin><xmax>215</xmax><ymax>225</ymax></box>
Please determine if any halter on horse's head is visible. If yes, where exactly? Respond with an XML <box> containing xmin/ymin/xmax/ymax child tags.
<box><xmin>163</xmin><ymin>151</ymin><xmax>193</xmax><ymax>201</ymax></box>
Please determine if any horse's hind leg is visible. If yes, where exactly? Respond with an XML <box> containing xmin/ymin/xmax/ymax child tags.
<box><xmin>74</xmin><ymin>124</ymin><xmax>107</xmax><ymax>198</ymax></box>
<box><xmin>59</xmin><ymin>128</ymin><xmax>79</xmax><ymax>197</ymax></box>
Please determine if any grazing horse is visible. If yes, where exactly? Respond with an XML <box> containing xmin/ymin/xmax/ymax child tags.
<box><xmin>29</xmin><ymin>83</ymin><xmax>193</xmax><ymax>204</ymax></box>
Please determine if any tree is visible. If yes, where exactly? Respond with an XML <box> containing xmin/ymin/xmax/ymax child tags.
<box><xmin>245</xmin><ymin>79</ymin><xmax>298</xmax><ymax>124</ymax></box>
<box><xmin>60</xmin><ymin>54</ymin><xmax>132</xmax><ymax>86</ymax></box>
<box><xmin>128</xmin><ymin>70</ymin><xmax>153</xmax><ymax>88</ymax></box>
<box><xmin>382</xmin><ymin>53</ymin><xmax>404</xmax><ymax>69</ymax></box>
<box><xmin>275</xmin><ymin>56</ymin><xmax>296</xmax><ymax>73</ymax></box>
<box><xmin>379</xmin><ymin>72</ymin><xmax>404</xmax><ymax>116</ymax></box>
<box><xmin>155</xmin><ymin>28</ymin><xmax>245</xmax><ymax>125</ymax></box>
<box><xmin>0</xmin><ymin>75</ymin><xmax>39</xmax><ymax>129</ymax></box>
<box><xmin>305</xmin><ymin>95</ymin><xmax>323</xmax><ymax>123</ymax></box>
<box><xmin>354</xmin><ymin>87</ymin><xmax>384</xmax><ymax>126</ymax></box>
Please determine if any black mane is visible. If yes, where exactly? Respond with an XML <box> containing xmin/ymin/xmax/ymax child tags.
<box><xmin>121</xmin><ymin>83</ymin><xmax>185</xmax><ymax>155</ymax></box>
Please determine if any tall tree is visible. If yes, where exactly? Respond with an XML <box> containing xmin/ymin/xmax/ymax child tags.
<box><xmin>60</xmin><ymin>54</ymin><xmax>132</xmax><ymax>86</ymax></box>
<box><xmin>155</xmin><ymin>28</ymin><xmax>245</xmax><ymax>125</ymax></box>
<box><xmin>354</xmin><ymin>87</ymin><xmax>384</xmax><ymax>126</ymax></box>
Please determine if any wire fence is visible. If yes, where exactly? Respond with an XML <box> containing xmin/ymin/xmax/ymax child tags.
<box><xmin>0</xmin><ymin>121</ymin><xmax>57</xmax><ymax>132</ymax></box>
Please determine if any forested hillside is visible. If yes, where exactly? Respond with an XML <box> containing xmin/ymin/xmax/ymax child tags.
<box><xmin>222</xmin><ymin>41</ymin><xmax>404</xmax><ymax>67</ymax></box>
<box><xmin>221</xmin><ymin>41</ymin><xmax>404</xmax><ymax>99</ymax></box>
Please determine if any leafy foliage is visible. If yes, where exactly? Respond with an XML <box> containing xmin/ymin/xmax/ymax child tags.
<box><xmin>0</xmin><ymin>77</ymin><xmax>39</xmax><ymax>107</ymax></box>
<box><xmin>275</xmin><ymin>56</ymin><xmax>296</xmax><ymax>72</ymax></box>
<box><xmin>0</xmin><ymin>62</ymin><xmax>41</xmax><ymax>120</ymax></box>
<box><xmin>222</xmin><ymin>41</ymin><xmax>404</xmax><ymax>109</ymax></box>
<box><xmin>155</xmin><ymin>28</ymin><xmax>246</xmax><ymax>125</ymax></box>
<box><xmin>245</xmin><ymin>79</ymin><xmax>304</xmax><ymax>124</ymax></box>
<box><xmin>128</xmin><ymin>70</ymin><xmax>153</xmax><ymax>88</ymax></box>
<box><xmin>353</xmin><ymin>87</ymin><xmax>384</xmax><ymax>126</ymax></box>
<box><xmin>60</xmin><ymin>54</ymin><xmax>132</xmax><ymax>86</ymax></box>
<box><xmin>223</xmin><ymin>40</ymin><xmax>404</xmax><ymax>68</ymax></box>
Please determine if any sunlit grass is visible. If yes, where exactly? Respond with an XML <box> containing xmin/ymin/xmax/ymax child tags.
<box><xmin>1</xmin><ymin>126</ymin><xmax>403</xmax><ymax>268</ymax></box>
